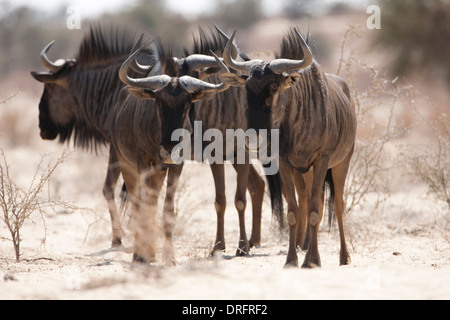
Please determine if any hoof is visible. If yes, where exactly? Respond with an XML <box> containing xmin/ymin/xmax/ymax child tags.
<box><xmin>249</xmin><ymin>240</ymin><xmax>260</xmax><ymax>249</ymax></box>
<box><xmin>340</xmin><ymin>255</ymin><xmax>351</xmax><ymax>266</ymax></box>
<box><xmin>283</xmin><ymin>259</ymin><xmax>299</xmax><ymax>269</ymax></box>
<box><xmin>111</xmin><ymin>238</ymin><xmax>122</xmax><ymax>248</ymax></box>
<box><xmin>235</xmin><ymin>247</ymin><xmax>250</xmax><ymax>256</ymax></box>
<box><xmin>301</xmin><ymin>262</ymin><xmax>320</xmax><ymax>269</ymax></box>
<box><xmin>301</xmin><ymin>260</ymin><xmax>321</xmax><ymax>269</ymax></box>
<box><xmin>164</xmin><ymin>258</ymin><xmax>177</xmax><ymax>267</ymax></box>
<box><xmin>132</xmin><ymin>253</ymin><xmax>157</xmax><ymax>264</ymax></box>
<box><xmin>163</xmin><ymin>250</ymin><xmax>176</xmax><ymax>267</ymax></box>
<box><xmin>236</xmin><ymin>239</ymin><xmax>250</xmax><ymax>256</ymax></box>
<box><xmin>211</xmin><ymin>242</ymin><xmax>226</xmax><ymax>257</ymax></box>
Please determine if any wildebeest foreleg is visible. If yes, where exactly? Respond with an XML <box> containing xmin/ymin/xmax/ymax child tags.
<box><xmin>210</xmin><ymin>163</ymin><xmax>226</xmax><ymax>255</ymax></box>
<box><xmin>279</xmin><ymin>160</ymin><xmax>300</xmax><ymax>268</ymax></box>
<box><xmin>233</xmin><ymin>163</ymin><xmax>250</xmax><ymax>256</ymax></box>
<box><xmin>116</xmin><ymin>158</ymin><xmax>145</xmax><ymax>263</ymax></box>
<box><xmin>162</xmin><ymin>164</ymin><xmax>183</xmax><ymax>266</ymax></box>
<box><xmin>302</xmin><ymin>156</ymin><xmax>329</xmax><ymax>268</ymax></box>
<box><xmin>294</xmin><ymin>169</ymin><xmax>310</xmax><ymax>251</ymax></box>
<box><xmin>102</xmin><ymin>145</ymin><xmax>125</xmax><ymax>248</ymax></box>
<box><xmin>137</xmin><ymin>166</ymin><xmax>167</xmax><ymax>264</ymax></box>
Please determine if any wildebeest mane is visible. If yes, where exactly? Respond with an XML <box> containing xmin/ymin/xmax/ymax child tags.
<box><xmin>152</xmin><ymin>37</ymin><xmax>178</xmax><ymax>77</ymax></box>
<box><xmin>65</xmin><ymin>24</ymin><xmax>155</xmax><ymax>152</ymax></box>
<box><xmin>76</xmin><ymin>24</ymin><xmax>138</xmax><ymax>69</ymax></box>
<box><xmin>184</xmin><ymin>27</ymin><xmax>250</xmax><ymax>61</ymax></box>
<box><xmin>275</xmin><ymin>28</ymin><xmax>311</xmax><ymax>60</ymax></box>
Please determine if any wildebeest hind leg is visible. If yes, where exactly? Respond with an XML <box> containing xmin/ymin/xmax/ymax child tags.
<box><xmin>332</xmin><ymin>147</ymin><xmax>354</xmax><ymax>266</ymax></box>
<box><xmin>102</xmin><ymin>145</ymin><xmax>125</xmax><ymax>248</ymax></box>
<box><xmin>247</xmin><ymin>165</ymin><xmax>265</xmax><ymax>248</ymax></box>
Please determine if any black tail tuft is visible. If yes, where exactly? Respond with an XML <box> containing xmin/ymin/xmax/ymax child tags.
<box><xmin>324</xmin><ymin>169</ymin><xmax>335</xmax><ymax>230</ymax></box>
<box><xmin>263</xmin><ymin>163</ymin><xmax>285</xmax><ymax>229</ymax></box>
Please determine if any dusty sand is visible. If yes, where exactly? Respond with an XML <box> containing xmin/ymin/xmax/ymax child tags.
<box><xmin>0</xmin><ymin>126</ymin><xmax>448</xmax><ymax>300</ymax></box>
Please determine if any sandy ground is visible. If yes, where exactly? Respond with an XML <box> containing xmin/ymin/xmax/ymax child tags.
<box><xmin>0</xmin><ymin>93</ymin><xmax>449</xmax><ymax>300</ymax></box>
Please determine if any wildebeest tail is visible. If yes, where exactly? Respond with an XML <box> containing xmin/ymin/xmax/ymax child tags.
<box><xmin>263</xmin><ymin>163</ymin><xmax>285</xmax><ymax>229</ymax></box>
<box><xmin>324</xmin><ymin>169</ymin><xmax>335</xmax><ymax>230</ymax></box>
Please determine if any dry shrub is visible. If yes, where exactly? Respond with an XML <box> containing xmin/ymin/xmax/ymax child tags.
<box><xmin>336</xmin><ymin>25</ymin><xmax>449</xmax><ymax>250</ymax></box>
<box><xmin>407</xmin><ymin>108</ymin><xmax>450</xmax><ymax>211</ymax></box>
<box><xmin>0</xmin><ymin>149</ymin><xmax>75</xmax><ymax>261</ymax></box>
<box><xmin>337</xmin><ymin>25</ymin><xmax>410</xmax><ymax>217</ymax></box>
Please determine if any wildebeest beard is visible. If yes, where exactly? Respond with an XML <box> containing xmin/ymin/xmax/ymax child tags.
<box><xmin>38</xmin><ymin>88</ymin><xmax>59</xmax><ymax>140</ymax></box>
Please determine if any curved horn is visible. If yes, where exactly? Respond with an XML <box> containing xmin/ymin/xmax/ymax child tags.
<box><xmin>185</xmin><ymin>54</ymin><xmax>225</xmax><ymax>71</ymax></box>
<box><xmin>179</xmin><ymin>76</ymin><xmax>229</xmax><ymax>94</ymax></box>
<box><xmin>128</xmin><ymin>34</ymin><xmax>152</xmax><ymax>74</ymax></box>
<box><xmin>268</xmin><ymin>27</ymin><xmax>313</xmax><ymax>74</ymax></box>
<box><xmin>120</xmin><ymin>47</ymin><xmax>171</xmax><ymax>91</ymax></box>
<box><xmin>209</xmin><ymin>50</ymin><xmax>230</xmax><ymax>74</ymax></box>
<box><xmin>223</xmin><ymin>30</ymin><xmax>262</xmax><ymax>73</ymax></box>
<box><xmin>40</xmin><ymin>41</ymin><xmax>69</xmax><ymax>73</ymax></box>
<box><xmin>214</xmin><ymin>25</ymin><xmax>239</xmax><ymax>59</ymax></box>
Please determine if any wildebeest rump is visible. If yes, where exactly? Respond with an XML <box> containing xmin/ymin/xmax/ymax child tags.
<box><xmin>221</xmin><ymin>28</ymin><xmax>357</xmax><ymax>268</ymax></box>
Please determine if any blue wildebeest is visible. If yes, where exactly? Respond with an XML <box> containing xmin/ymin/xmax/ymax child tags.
<box><xmin>119</xmin><ymin>27</ymin><xmax>284</xmax><ymax>257</ymax></box>
<box><xmin>30</xmin><ymin>25</ymin><xmax>158</xmax><ymax>248</ymax></box>
<box><xmin>111</xmin><ymin>35</ymin><xmax>251</xmax><ymax>264</ymax></box>
<box><xmin>30</xmin><ymin>25</ymin><xmax>240</xmax><ymax>265</ymax></box>
<box><xmin>220</xmin><ymin>28</ymin><xmax>357</xmax><ymax>268</ymax></box>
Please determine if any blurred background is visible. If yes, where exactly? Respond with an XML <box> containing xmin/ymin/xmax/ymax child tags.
<box><xmin>1</xmin><ymin>0</ymin><xmax>449</xmax><ymax>96</ymax></box>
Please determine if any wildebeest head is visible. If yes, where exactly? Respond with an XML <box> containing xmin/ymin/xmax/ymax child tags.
<box><xmin>31</xmin><ymin>41</ymin><xmax>78</xmax><ymax>141</ymax></box>
<box><xmin>219</xmin><ymin>28</ymin><xmax>313</xmax><ymax>135</ymax></box>
<box><xmin>120</xmin><ymin>48</ymin><xmax>230</xmax><ymax>164</ymax></box>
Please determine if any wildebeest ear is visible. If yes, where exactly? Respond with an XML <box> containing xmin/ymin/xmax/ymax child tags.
<box><xmin>31</xmin><ymin>71</ymin><xmax>67</xmax><ymax>86</ymax></box>
<box><xmin>217</xmin><ymin>73</ymin><xmax>247</xmax><ymax>87</ymax></box>
<box><xmin>191</xmin><ymin>90</ymin><xmax>219</xmax><ymax>102</ymax></box>
<box><xmin>198</xmin><ymin>67</ymin><xmax>221</xmax><ymax>80</ymax></box>
<box><xmin>282</xmin><ymin>72</ymin><xmax>301</xmax><ymax>89</ymax></box>
<box><xmin>126</xmin><ymin>86</ymin><xmax>157</xmax><ymax>100</ymax></box>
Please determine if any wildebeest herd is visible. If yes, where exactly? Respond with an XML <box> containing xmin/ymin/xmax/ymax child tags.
<box><xmin>31</xmin><ymin>24</ymin><xmax>356</xmax><ymax>269</ymax></box>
